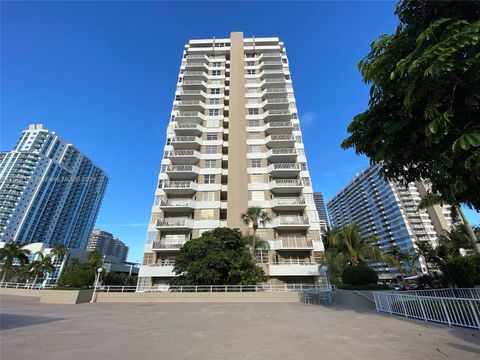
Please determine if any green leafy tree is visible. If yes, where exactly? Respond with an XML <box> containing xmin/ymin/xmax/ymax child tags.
<box><xmin>86</xmin><ymin>251</ymin><xmax>103</xmax><ymax>270</ymax></box>
<box><xmin>341</xmin><ymin>265</ymin><xmax>379</xmax><ymax>286</ymax></box>
<box><xmin>342</xmin><ymin>1</ymin><xmax>480</xmax><ymax>211</ymax></box>
<box><xmin>170</xmin><ymin>227</ymin><xmax>266</xmax><ymax>285</ymax></box>
<box><xmin>387</xmin><ymin>245</ymin><xmax>418</xmax><ymax>279</ymax></box>
<box><xmin>241</xmin><ymin>207</ymin><xmax>272</xmax><ymax>260</ymax></box>
<box><xmin>414</xmin><ymin>240</ymin><xmax>436</xmax><ymax>274</ymax></box>
<box><xmin>323</xmin><ymin>224</ymin><xmax>396</xmax><ymax>284</ymax></box>
<box><xmin>0</xmin><ymin>242</ymin><xmax>30</xmax><ymax>282</ymax></box>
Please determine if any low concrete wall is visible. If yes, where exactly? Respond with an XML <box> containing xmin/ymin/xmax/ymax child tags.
<box><xmin>0</xmin><ymin>288</ymin><xmax>93</xmax><ymax>304</ymax></box>
<box><xmin>97</xmin><ymin>291</ymin><xmax>301</xmax><ymax>303</ymax></box>
<box><xmin>332</xmin><ymin>289</ymin><xmax>376</xmax><ymax>310</ymax></box>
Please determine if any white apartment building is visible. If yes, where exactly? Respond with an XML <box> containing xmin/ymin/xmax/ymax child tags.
<box><xmin>0</xmin><ymin>124</ymin><xmax>108</xmax><ymax>250</ymax></box>
<box><xmin>327</xmin><ymin>164</ymin><xmax>457</xmax><ymax>280</ymax></box>
<box><xmin>138</xmin><ymin>33</ymin><xmax>324</xmax><ymax>288</ymax></box>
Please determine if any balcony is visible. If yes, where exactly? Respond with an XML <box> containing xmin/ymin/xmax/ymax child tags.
<box><xmin>159</xmin><ymin>198</ymin><xmax>196</xmax><ymax>213</ymax></box>
<box><xmin>264</xmin><ymin>121</ymin><xmax>292</xmax><ymax>135</ymax></box>
<box><xmin>181</xmin><ymin>80</ymin><xmax>208</xmax><ymax>90</ymax></box>
<box><xmin>268</xmin><ymin>163</ymin><xmax>301</xmax><ymax>178</ymax></box>
<box><xmin>156</xmin><ymin>217</ymin><xmax>194</xmax><ymax>231</ymax></box>
<box><xmin>263</xmin><ymin>98</ymin><xmax>290</xmax><ymax>110</ymax></box>
<box><xmin>177</xmin><ymin>100</ymin><xmax>206</xmax><ymax>111</ymax></box>
<box><xmin>266</xmin><ymin>148</ymin><xmax>297</xmax><ymax>163</ymax></box>
<box><xmin>259</xmin><ymin>60</ymin><xmax>283</xmax><ymax>69</ymax></box>
<box><xmin>184</xmin><ymin>62</ymin><xmax>209</xmax><ymax>71</ymax></box>
<box><xmin>179</xmin><ymin>90</ymin><xmax>207</xmax><ymax>100</ymax></box>
<box><xmin>162</xmin><ymin>181</ymin><xmax>198</xmax><ymax>195</ymax></box>
<box><xmin>175</xmin><ymin>111</ymin><xmax>205</xmax><ymax>124</ymax></box>
<box><xmin>171</xmin><ymin>136</ymin><xmax>202</xmax><ymax>150</ymax></box>
<box><xmin>183</xmin><ymin>71</ymin><xmax>208</xmax><ymax>81</ymax></box>
<box><xmin>269</xmin><ymin>179</ymin><xmax>303</xmax><ymax>194</ymax></box>
<box><xmin>165</xmin><ymin>165</ymin><xmax>200</xmax><ymax>180</ymax></box>
<box><xmin>169</xmin><ymin>150</ymin><xmax>200</xmax><ymax>165</ymax></box>
<box><xmin>277</xmin><ymin>238</ymin><xmax>314</xmax><ymax>250</ymax></box>
<box><xmin>263</xmin><ymin>109</ymin><xmax>291</xmax><ymax>122</ymax></box>
<box><xmin>265</xmin><ymin>134</ymin><xmax>295</xmax><ymax>148</ymax></box>
<box><xmin>272</xmin><ymin>216</ymin><xmax>310</xmax><ymax>230</ymax></box>
<box><xmin>262</xmin><ymin>88</ymin><xmax>288</xmax><ymax>99</ymax></box>
<box><xmin>268</xmin><ymin>263</ymin><xmax>319</xmax><ymax>277</ymax></box>
<box><xmin>260</xmin><ymin>69</ymin><xmax>285</xmax><ymax>79</ymax></box>
<box><xmin>152</xmin><ymin>241</ymin><xmax>186</xmax><ymax>251</ymax></box>
<box><xmin>261</xmin><ymin>78</ymin><xmax>286</xmax><ymax>88</ymax></box>
<box><xmin>186</xmin><ymin>54</ymin><xmax>209</xmax><ymax>63</ymax></box>
<box><xmin>271</xmin><ymin>197</ymin><xmax>306</xmax><ymax>211</ymax></box>
<box><xmin>174</xmin><ymin>123</ymin><xmax>204</xmax><ymax>136</ymax></box>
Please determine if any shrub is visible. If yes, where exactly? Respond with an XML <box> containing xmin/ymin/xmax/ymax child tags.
<box><xmin>341</xmin><ymin>265</ymin><xmax>378</xmax><ymax>286</ymax></box>
<box><xmin>440</xmin><ymin>256</ymin><xmax>477</xmax><ymax>288</ymax></box>
<box><xmin>57</xmin><ymin>267</ymin><xmax>95</xmax><ymax>288</ymax></box>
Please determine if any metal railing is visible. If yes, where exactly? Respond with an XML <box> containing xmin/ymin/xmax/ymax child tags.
<box><xmin>269</xmin><ymin>148</ymin><xmax>297</xmax><ymax>155</ymax></box>
<box><xmin>272</xmin><ymin>179</ymin><xmax>302</xmax><ymax>187</ymax></box>
<box><xmin>280</xmin><ymin>238</ymin><xmax>313</xmax><ymax>248</ymax></box>
<box><xmin>169</xmin><ymin>150</ymin><xmax>198</xmax><ymax>157</ymax></box>
<box><xmin>266</xmin><ymin>109</ymin><xmax>290</xmax><ymax>116</ymax></box>
<box><xmin>404</xmin><ymin>288</ymin><xmax>480</xmax><ymax>299</ymax></box>
<box><xmin>97</xmin><ymin>284</ymin><xmax>330</xmax><ymax>293</ymax></box>
<box><xmin>160</xmin><ymin>198</ymin><xmax>194</xmax><ymax>207</ymax></box>
<box><xmin>372</xmin><ymin>290</ymin><xmax>480</xmax><ymax>330</ymax></box>
<box><xmin>268</xmin><ymin>134</ymin><xmax>295</xmax><ymax>141</ymax></box>
<box><xmin>162</xmin><ymin>181</ymin><xmax>196</xmax><ymax>189</ymax></box>
<box><xmin>271</xmin><ymin>163</ymin><xmax>301</xmax><ymax>170</ymax></box>
<box><xmin>166</xmin><ymin>165</ymin><xmax>197</xmax><ymax>172</ymax></box>
<box><xmin>0</xmin><ymin>282</ymin><xmax>56</xmax><ymax>290</ymax></box>
<box><xmin>267</xmin><ymin>121</ymin><xmax>291</xmax><ymax>128</ymax></box>
<box><xmin>172</xmin><ymin>136</ymin><xmax>199</xmax><ymax>142</ymax></box>
<box><xmin>152</xmin><ymin>241</ymin><xmax>185</xmax><ymax>250</ymax></box>
<box><xmin>156</xmin><ymin>218</ymin><xmax>192</xmax><ymax>227</ymax></box>
<box><xmin>273</xmin><ymin>197</ymin><xmax>305</xmax><ymax>206</ymax></box>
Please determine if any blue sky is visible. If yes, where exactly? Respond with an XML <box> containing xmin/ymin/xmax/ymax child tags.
<box><xmin>2</xmin><ymin>1</ymin><xmax>478</xmax><ymax>262</ymax></box>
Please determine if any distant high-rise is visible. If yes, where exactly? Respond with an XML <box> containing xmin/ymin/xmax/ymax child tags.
<box><xmin>327</xmin><ymin>164</ymin><xmax>457</xmax><ymax>279</ymax></box>
<box><xmin>87</xmin><ymin>229</ymin><xmax>129</xmax><ymax>264</ymax></box>
<box><xmin>313</xmin><ymin>192</ymin><xmax>328</xmax><ymax>233</ymax></box>
<box><xmin>139</xmin><ymin>33</ymin><xmax>324</xmax><ymax>289</ymax></box>
<box><xmin>0</xmin><ymin>124</ymin><xmax>108</xmax><ymax>250</ymax></box>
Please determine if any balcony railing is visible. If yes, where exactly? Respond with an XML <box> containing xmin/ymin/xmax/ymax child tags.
<box><xmin>156</xmin><ymin>218</ymin><xmax>193</xmax><ymax>227</ymax></box>
<box><xmin>152</xmin><ymin>241</ymin><xmax>185</xmax><ymax>250</ymax></box>
<box><xmin>268</xmin><ymin>121</ymin><xmax>291</xmax><ymax>128</ymax></box>
<box><xmin>268</xmin><ymin>134</ymin><xmax>295</xmax><ymax>141</ymax></box>
<box><xmin>272</xmin><ymin>179</ymin><xmax>302</xmax><ymax>187</ymax></box>
<box><xmin>280</xmin><ymin>238</ymin><xmax>313</xmax><ymax>248</ymax></box>
<box><xmin>265</xmin><ymin>98</ymin><xmax>289</xmax><ymax>105</ymax></box>
<box><xmin>160</xmin><ymin>198</ymin><xmax>194</xmax><ymax>207</ymax></box>
<box><xmin>270</xmin><ymin>148</ymin><xmax>297</xmax><ymax>155</ymax></box>
<box><xmin>183</xmin><ymin>80</ymin><xmax>205</xmax><ymax>85</ymax></box>
<box><xmin>175</xmin><ymin>123</ymin><xmax>200</xmax><ymax>129</ymax></box>
<box><xmin>166</xmin><ymin>165</ymin><xmax>197</xmax><ymax>172</ymax></box>
<box><xmin>266</xmin><ymin>109</ymin><xmax>290</xmax><ymax>116</ymax></box>
<box><xmin>162</xmin><ymin>181</ymin><xmax>197</xmax><ymax>189</ymax></box>
<box><xmin>172</xmin><ymin>136</ymin><xmax>198</xmax><ymax>142</ymax></box>
<box><xmin>273</xmin><ymin>197</ymin><xmax>306</xmax><ymax>206</ymax></box>
<box><xmin>169</xmin><ymin>150</ymin><xmax>199</xmax><ymax>157</ymax></box>
<box><xmin>183</xmin><ymin>71</ymin><xmax>206</xmax><ymax>76</ymax></box>
<box><xmin>276</xmin><ymin>217</ymin><xmax>309</xmax><ymax>225</ymax></box>
<box><xmin>263</xmin><ymin>78</ymin><xmax>286</xmax><ymax>83</ymax></box>
<box><xmin>178</xmin><ymin>100</ymin><xmax>204</xmax><ymax>106</ymax></box>
<box><xmin>270</xmin><ymin>163</ymin><xmax>301</xmax><ymax>170</ymax></box>
<box><xmin>181</xmin><ymin>90</ymin><xmax>204</xmax><ymax>95</ymax></box>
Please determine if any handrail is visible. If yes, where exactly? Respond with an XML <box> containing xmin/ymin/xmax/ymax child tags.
<box><xmin>96</xmin><ymin>284</ymin><xmax>331</xmax><ymax>293</ymax></box>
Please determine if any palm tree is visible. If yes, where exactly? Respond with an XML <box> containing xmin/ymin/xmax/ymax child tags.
<box><xmin>414</xmin><ymin>240</ymin><xmax>435</xmax><ymax>274</ymax></box>
<box><xmin>86</xmin><ymin>251</ymin><xmax>103</xmax><ymax>270</ymax></box>
<box><xmin>29</xmin><ymin>253</ymin><xmax>54</xmax><ymax>288</ymax></box>
<box><xmin>241</xmin><ymin>207</ymin><xmax>271</xmax><ymax>260</ymax></box>
<box><xmin>0</xmin><ymin>242</ymin><xmax>30</xmax><ymax>283</ymax></box>
<box><xmin>51</xmin><ymin>244</ymin><xmax>68</xmax><ymax>283</ymax></box>
<box><xmin>323</xmin><ymin>224</ymin><xmax>396</xmax><ymax>283</ymax></box>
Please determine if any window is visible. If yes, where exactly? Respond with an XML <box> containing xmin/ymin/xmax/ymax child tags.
<box><xmin>248</xmin><ymin>108</ymin><xmax>259</xmax><ymax>115</ymax></box>
<box><xmin>212</xmin><ymin>61</ymin><xmax>221</xmax><ymax>67</ymax></box>
<box><xmin>249</xmin><ymin>145</ymin><xmax>261</xmax><ymax>153</ymax></box>
<box><xmin>248</xmin><ymin>120</ymin><xmax>260</xmax><ymax>127</ymax></box>
<box><xmin>205</xmin><ymin>145</ymin><xmax>217</xmax><ymax>154</ymax></box>
<box><xmin>245</xmin><ymin>54</ymin><xmax>255</xmax><ymax>58</ymax></box>
<box><xmin>210</xmin><ymin>88</ymin><xmax>221</xmax><ymax>95</ymax></box>
<box><xmin>251</xmin><ymin>191</ymin><xmax>265</xmax><ymax>201</ymax></box>
<box><xmin>209</xmin><ymin>109</ymin><xmax>219</xmax><ymax>116</ymax></box>
<box><xmin>246</xmin><ymin>69</ymin><xmax>256</xmax><ymax>75</ymax></box>
<box><xmin>247</xmin><ymin>132</ymin><xmax>261</xmax><ymax>139</ymax></box>
<box><xmin>204</xmin><ymin>159</ymin><xmax>216</xmax><ymax>168</ymax></box>
<box><xmin>211</xmin><ymin>70</ymin><xmax>221</xmax><ymax>76</ymax></box>
<box><xmin>251</xmin><ymin>174</ymin><xmax>264</xmax><ymax>183</ymax></box>
<box><xmin>295</xmin><ymin>136</ymin><xmax>302</xmax><ymax>143</ymax></box>
<box><xmin>250</xmin><ymin>159</ymin><xmax>262</xmax><ymax>168</ymax></box>
<box><xmin>210</xmin><ymin>98</ymin><xmax>220</xmax><ymax>105</ymax></box>
<box><xmin>204</xmin><ymin>175</ymin><xmax>216</xmax><ymax>184</ymax></box>
<box><xmin>300</xmin><ymin>162</ymin><xmax>307</xmax><ymax>171</ymax></box>
<box><xmin>206</xmin><ymin>133</ymin><xmax>218</xmax><ymax>140</ymax></box>
<box><xmin>291</xmin><ymin>113</ymin><xmax>298</xmax><ymax>119</ymax></box>
<box><xmin>199</xmin><ymin>209</ymin><xmax>215</xmax><ymax>220</ymax></box>
<box><xmin>202</xmin><ymin>191</ymin><xmax>215</xmax><ymax>201</ymax></box>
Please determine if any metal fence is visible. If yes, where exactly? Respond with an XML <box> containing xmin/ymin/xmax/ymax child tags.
<box><xmin>0</xmin><ymin>282</ymin><xmax>55</xmax><ymax>290</ymax></box>
<box><xmin>372</xmin><ymin>290</ymin><xmax>480</xmax><ymax>330</ymax></box>
<box><xmin>99</xmin><ymin>284</ymin><xmax>331</xmax><ymax>293</ymax></box>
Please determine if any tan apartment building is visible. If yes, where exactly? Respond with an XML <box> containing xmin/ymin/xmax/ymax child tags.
<box><xmin>138</xmin><ymin>33</ymin><xmax>324</xmax><ymax>289</ymax></box>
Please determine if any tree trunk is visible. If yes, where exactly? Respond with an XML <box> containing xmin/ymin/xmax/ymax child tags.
<box><xmin>251</xmin><ymin>227</ymin><xmax>257</xmax><ymax>262</ymax></box>
<box><xmin>458</xmin><ymin>207</ymin><xmax>480</xmax><ymax>254</ymax></box>
<box><xmin>1</xmin><ymin>269</ymin><xmax>8</xmax><ymax>283</ymax></box>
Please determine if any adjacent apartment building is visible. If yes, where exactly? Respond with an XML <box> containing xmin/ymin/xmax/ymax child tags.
<box><xmin>0</xmin><ymin>124</ymin><xmax>108</xmax><ymax>250</ymax></box>
<box><xmin>327</xmin><ymin>164</ymin><xmax>457</xmax><ymax>279</ymax></box>
<box><xmin>313</xmin><ymin>192</ymin><xmax>329</xmax><ymax>234</ymax></box>
<box><xmin>139</xmin><ymin>33</ymin><xmax>324</xmax><ymax>289</ymax></box>
<box><xmin>87</xmin><ymin>229</ymin><xmax>129</xmax><ymax>264</ymax></box>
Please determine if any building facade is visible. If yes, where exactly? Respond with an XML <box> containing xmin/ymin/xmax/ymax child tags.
<box><xmin>139</xmin><ymin>33</ymin><xmax>324</xmax><ymax>289</ymax></box>
<box><xmin>0</xmin><ymin>124</ymin><xmax>108</xmax><ymax>250</ymax></box>
<box><xmin>87</xmin><ymin>229</ymin><xmax>129</xmax><ymax>264</ymax></box>
<box><xmin>313</xmin><ymin>192</ymin><xmax>328</xmax><ymax>234</ymax></box>
<box><xmin>327</xmin><ymin>164</ymin><xmax>456</xmax><ymax>279</ymax></box>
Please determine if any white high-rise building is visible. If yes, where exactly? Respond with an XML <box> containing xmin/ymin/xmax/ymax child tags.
<box><xmin>327</xmin><ymin>164</ymin><xmax>457</xmax><ymax>280</ymax></box>
<box><xmin>0</xmin><ymin>124</ymin><xmax>108</xmax><ymax>250</ymax></box>
<box><xmin>138</xmin><ymin>33</ymin><xmax>324</xmax><ymax>288</ymax></box>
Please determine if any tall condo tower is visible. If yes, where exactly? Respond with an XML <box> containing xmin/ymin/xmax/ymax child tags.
<box><xmin>0</xmin><ymin>124</ymin><xmax>108</xmax><ymax>250</ymax></box>
<box><xmin>139</xmin><ymin>33</ymin><xmax>324</xmax><ymax>288</ymax></box>
<box><xmin>327</xmin><ymin>164</ymin><xmax>457</xmax><ymax>280</ymax></box>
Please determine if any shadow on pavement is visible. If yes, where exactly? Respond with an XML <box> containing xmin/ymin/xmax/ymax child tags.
<box><xmin>0</xmin><ymin>313</ymin><xmax>64</xmax><ymax>331</ymax></box>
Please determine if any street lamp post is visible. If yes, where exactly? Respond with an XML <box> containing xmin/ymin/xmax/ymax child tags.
<box><xmin>321</xmin><ymin>265</ymin><xmax>330</xmax><ymax>290</ymax></box>
<box><xmin>90</xmin><ymin>267</ymin><xmax>104</xmax><ymax>303</ymax></box>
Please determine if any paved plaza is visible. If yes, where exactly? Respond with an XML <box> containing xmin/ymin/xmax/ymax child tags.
<box><xmin>1</xmin><ymin>295</ymin><xmax>479</xmax><ymax>360</ymax></box>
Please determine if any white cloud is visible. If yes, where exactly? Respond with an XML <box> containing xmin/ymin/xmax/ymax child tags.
<box><xmin>301</xmin><ymin>111</ymin><xmax>318</xmax><ymax>125</ymax></box>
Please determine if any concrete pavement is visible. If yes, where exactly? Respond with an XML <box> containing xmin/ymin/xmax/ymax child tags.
<box><xmin>1</xmin><ymin>295</ymin><xmax>479</xmax><ymax>360</ymax></box>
